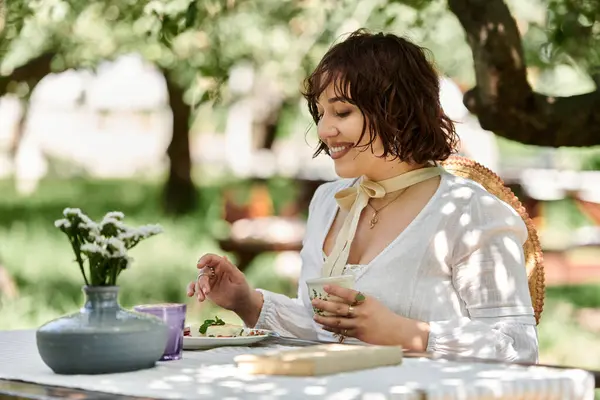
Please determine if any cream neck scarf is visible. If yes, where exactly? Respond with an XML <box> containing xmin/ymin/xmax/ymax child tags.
<box><xmin>322</xmin><ymin>166</ymin><xmax>442</xmax><ymax>277</ymax></box>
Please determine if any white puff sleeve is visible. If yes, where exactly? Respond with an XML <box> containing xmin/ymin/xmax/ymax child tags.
<box><xmin>426</xmin><ymin>190</ymin><xmax>539</xmax><ymax>363</ymax></box>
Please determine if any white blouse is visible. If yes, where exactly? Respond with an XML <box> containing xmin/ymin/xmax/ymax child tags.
<box><xmin>253</xmin><ymin>170</ymin><xmax>539</xmax><ymax>363</ymax></box>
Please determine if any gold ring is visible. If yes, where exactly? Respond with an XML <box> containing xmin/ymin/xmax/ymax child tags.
<box><xmin>347</xmin><ymin>305</ymin><xmax>354</xmax><ymax>317</ymax></box>
<box><xmin>197</xmin><ymin>267</ymin><xmax>216</xmax><ymax>281</ymax></box>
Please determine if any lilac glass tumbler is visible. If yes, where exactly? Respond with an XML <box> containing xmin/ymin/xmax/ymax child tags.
<box><xmin>133</xmin><ymin>303</ymin><xmax>186</xmax><ymax>361</ymax></box>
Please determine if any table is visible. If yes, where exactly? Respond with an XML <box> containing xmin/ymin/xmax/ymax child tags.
<box><xmin>0</xmin><ymin>330</ymin><xmax>596</xmax><ymax>399</ymax></box>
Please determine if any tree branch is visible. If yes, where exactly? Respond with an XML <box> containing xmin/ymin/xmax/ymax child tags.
<box><xmin>448</xmin><ymin>0</ymin><xmax>600</xmax><ymax>147</ymax></box>
<box><xmin>0</xmin><ymin>53</ymin><xmax>55</xmax><ymax>96</ymax></box>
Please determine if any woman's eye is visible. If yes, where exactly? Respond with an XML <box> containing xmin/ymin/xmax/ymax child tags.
<box><xmin>316</xmin><ymin>109</ymin><xmax>350</xmax><ymax>121</ymax></box>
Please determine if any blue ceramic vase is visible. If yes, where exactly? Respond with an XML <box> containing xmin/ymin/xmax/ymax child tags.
<box><xmin>36</xmin><ymin>286</ymin><xmax>169</xmax><ymax>375</ymax></box>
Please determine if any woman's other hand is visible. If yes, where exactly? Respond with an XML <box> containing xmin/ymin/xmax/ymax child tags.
<box><xmin>312</xmin><ymin>284</ymin><xmax>430</xmax><ymax>350</ymax></box>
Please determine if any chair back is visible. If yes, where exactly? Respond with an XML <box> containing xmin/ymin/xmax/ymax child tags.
<box><xmin>441</xmin><ymin>156</ymin><xmax>545</xmax><ymax>324</ymax></box>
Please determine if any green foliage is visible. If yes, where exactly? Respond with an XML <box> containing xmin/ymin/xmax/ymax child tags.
<box><xmin>546</xmin><ymin>284</ymin><xmax>600</xmax><ymax>309</ymax></box>
<box><xmin>581</xmin><ymin>150</ymin><xmax>600</xmax><ymax>170</ymax></box>
<box><xmin>545</xmin><ymin>0</ymin><xmax>600</xmax><ymax>72</ymax></box>
<box><xmin>0</xmin><ymin>0</ymin><xmax>470</xmax><ymax>104</ymax></box>
<box><xmin>0</xmin><ymin>0</ymin><xmax>33</xmax><ymax>60</ymax></box>
<box><xmin>0</xmin><ymin>0</ymin><xmax>356</xmax><ymax>105</ymax></box>
<box><xmin>2</xmin><ymin>0</ymin><xmax>600</xmax><ymax>101</ymax></box>
<box><xmin>511</xmin><ymin>0</ymin><xmax>600</xmax><ymax>80</ymax></box>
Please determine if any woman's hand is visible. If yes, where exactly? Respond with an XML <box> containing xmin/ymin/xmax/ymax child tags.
<box><xmin>311</xmin><ymin>284</ymin><xmax>430</xmax><ymax>350</ymax></box>
<box><xmin>186</xmin><ymin>253</ymin><xmax>263</xmax><ymax>327</ymax></box>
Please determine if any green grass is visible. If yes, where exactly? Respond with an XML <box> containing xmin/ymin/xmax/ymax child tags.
<box><xmin>0</xmin><ymin>177</ymin><xmax>599</xmax><ymax>385</ymax></box>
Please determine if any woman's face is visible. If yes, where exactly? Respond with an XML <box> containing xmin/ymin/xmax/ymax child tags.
<box><xmin>316</xmin><ymin>83</ymin><xmax>388</xmax><ymax>180</ymax></box>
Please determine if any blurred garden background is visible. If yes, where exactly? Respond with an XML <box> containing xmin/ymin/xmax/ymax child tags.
<box><xmin>1</xmin><ymin>0</ymin><xmax>600</xmax><ymax>380</ymax></box>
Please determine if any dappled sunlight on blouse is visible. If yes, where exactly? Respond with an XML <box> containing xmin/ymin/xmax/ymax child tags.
<box><xmin>254</xmin><ymin>170</ymin><xmax>539</xmax><ymax>363</ymax></box>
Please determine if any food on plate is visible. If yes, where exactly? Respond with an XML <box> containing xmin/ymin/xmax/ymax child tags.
<box><xmin>183</xmin><ymin>316</ymin><xmax>268</xmax><ymax>338</ymax></box>
<box><xmin>200</xmin><ymin>316</ymin><xmax>244</xmax><ymax>337</ymax></box>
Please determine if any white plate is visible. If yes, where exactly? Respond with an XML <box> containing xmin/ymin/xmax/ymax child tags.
<box><xmin>183</xmin><ymin>328</ymin><xmax>271</xmax><ymax>350</ymax></box>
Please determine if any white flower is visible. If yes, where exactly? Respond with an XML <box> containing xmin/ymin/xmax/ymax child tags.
<box><xmin>56</xmin><ymin>207</ymin><xmax>160</xmax><ymax>284</ymax></box>
<box><xmin>118</xmin><ymin>224</ymin><xmax>163</xmax><ymax>242</ymax></box>
<box><xmin>54</xmin><ymin>219</ymin><xmax>71</xmax><ymax>229</ymax></box>
<box><xmin>94</xmin><ymin>236</ymin><xmax>108</xmax><ymax>245</ymax></box>
<box><xmin>140</xmin><ymin>224</ymin><xmax>163</xmax><ymax>236</ymax></box>
<box><xmin>63</xmin><ymin>208</ymin><xmax>82</xmax><ymax>217</ymax></box>
<box><xmin>104</xmin><ymin>211</ymin><xmax>125</xmax><ymax>220</ymax></box>
<box><xmin>138</xmin><ymin>224</ymin><xmax>163</xmax><ymax>238</ymax></box>
<box><xmin>63</xmin><ymin>208</ymin><xmax>94</xmax><ymax>224</ymax></box>
<box><xmin>80</xmin><ymin>243</ymin><xmax>110</xmax><ymax>258</ymax></box>
<box><xmin>78</xmin><ymin>221</ymin><xmax>100</xmax><ymax>237</ymax></box>
<box><xmin>118</xmin><ymin>229</ymin><xmax>138</xmax><ymax>241</ymax></box>
<box><xmin>106</xmin><ymin>237</ymin><xmax>127</xmax><ymax>258</ymax></box>
<box><xmin>100</xmin><ymin>217</ymin><xmax>126</xmax><ymax>231</ymax></box>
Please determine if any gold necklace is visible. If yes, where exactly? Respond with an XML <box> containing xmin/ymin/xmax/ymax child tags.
<box><xmin>367</xmin><ymin>189</ymin><xmax>406</xmax><ymax>229</ymax></box>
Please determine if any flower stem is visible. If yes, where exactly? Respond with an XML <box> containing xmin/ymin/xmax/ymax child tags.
<box><xmin>69</xmin><ymin>237</ymin><xmax>90</xmax><ymax>286</ymax></box>
<box><xmin>88</xmin><ymin>253</ymin><xmax>99</xmax><ymax>286</ymax></box>
<box><xmin>109</xmin><ymin>261</ymin><xmax>118</xmax><ymax>286</ymax></box>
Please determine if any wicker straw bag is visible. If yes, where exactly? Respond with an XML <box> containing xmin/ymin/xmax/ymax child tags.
<box><xmin>441</xmin><ymin>156</ymin><xmax>545</xmax><ymax>324</ymax></box>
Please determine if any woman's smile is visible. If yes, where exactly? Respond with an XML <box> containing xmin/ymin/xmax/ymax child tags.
<box><xmin>328</xmin><ymin>143</ymin><xmax>354</xmax><ymax>160</ymax></box>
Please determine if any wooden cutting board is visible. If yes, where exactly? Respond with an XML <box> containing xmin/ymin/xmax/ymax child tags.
<box><xmin>234</xmin><ymin>344</ymin><xmax>403</xmax><ymax>376</ymax></box>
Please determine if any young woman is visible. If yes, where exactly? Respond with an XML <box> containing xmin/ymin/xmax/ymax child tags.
<box><xmin>187</xmin><ymin>29</ymin><xmax>539</xmax><ymax>362</ymax></box>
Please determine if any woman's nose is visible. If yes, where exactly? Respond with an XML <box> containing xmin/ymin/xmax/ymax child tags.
<box><xmin>317</xmin><ymin>119</ymin><xmax>339</xmax><ymax>140</ymax></box>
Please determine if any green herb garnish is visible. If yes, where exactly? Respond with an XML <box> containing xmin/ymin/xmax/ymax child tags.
<box><xmin>199</xmin><ymin>316</ymin><xmax>225</xmax><ymax>334</ymax></box>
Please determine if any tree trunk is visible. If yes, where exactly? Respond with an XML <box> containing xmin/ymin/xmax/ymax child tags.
<box><xmin>257</xmin><ymin>108</ymin><xmax>279</xmax><ymax>150</ymax></box>
<box><xmin>162</xmin><ymin>71</ymin><xmax>197</xmax><ymax>215</ymax></box>
<box><xmin>9</xmin><ymin>100</ymin><xmax>27</xmax><ymax>158</ymax></box>
<box><xmin>448</xmin><ymin>0</ymin><xmax>600</xmax><ymax>147</ymax></box>
<box><xmin>256</xmin><ymin>99</ymin><xmax>288</xmax><ymax>150</ymax></box>
<box><xmin>0</xmin><ymin>53</ymin><xmax>54</xmax><ymax>160</ymax></box>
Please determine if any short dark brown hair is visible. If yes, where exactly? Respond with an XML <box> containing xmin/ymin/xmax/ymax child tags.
<box><xmin>303</xmin><ymin>29</ymin><xmax>459</xmax><ymax>164</ymax></box>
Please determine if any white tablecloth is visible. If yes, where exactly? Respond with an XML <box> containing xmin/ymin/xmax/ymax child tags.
<box><xmin>0</xmin><ymin>330</ymin><xmax>594</xmax><ymax>399</ymax></box>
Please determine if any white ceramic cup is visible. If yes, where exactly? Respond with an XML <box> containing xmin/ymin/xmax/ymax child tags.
<box><xmin>306</xmin><ymin>275</ymin><xmax>356</xmax><ymax>316</ymax></box>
